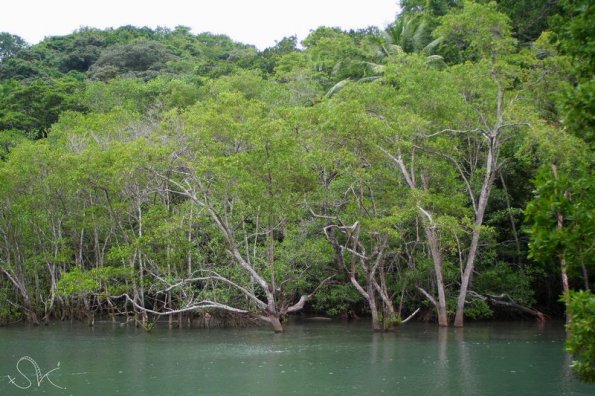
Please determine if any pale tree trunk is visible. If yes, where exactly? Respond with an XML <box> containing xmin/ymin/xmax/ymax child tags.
<box><xmin>325</xmin><ymin>221</ymin><xmax>396</xmax><ymax>331</ymax></box>
<box><xmin>551</xmin><ymin>164</ymin><xmax>571</xmax><ymax>324</ymax></box>
<box><xmin>375</xmin><ymin>277</ymin><xmax>398</xmax><ymax>330</ymax></box>
<box><xmin>369</xmin><ymin>290</ymin><xmax>382</xmax><ymax>332</ymax></box>
<box><xmin>374</xmin><ymin>250</ymin><xmax>402</xmax><ymax>330</ymax></box>
<box><xmin>379</xmin><ymin>147</ymin><xmax>449</xmax><ymax>327</ymax></box>
<box><xmin>560</xmin><ymin>255</ymin><xmax>571</xmax><ymax>323</ymax></box>
<box><xmin>454</xmin><ymin>139</ymin><xmax>496</xmax><ymax>327</ymax></box>
<box><xmin>381</xmin><ymin>296</ymin><xmax>398</xmax><ymax>330</ymax></box>
<box><xmin>453</xmin><ymin>74</ymin><xmax>519</xmax><ymax>327</ymax></box>
<box><xmin>268</xmin><ymin>315</ymin><xmax>284</xmax><ymax>333</ymax></box>
<box><xmin>347</xmin><ymin>272</ymin><xmax>382</xmax><ymax>331</ymax></box>
<box><xmin>43</xmin><ymin>262</ymin><xmax>57</xmax><ymax>323</ymax></box>
<box><xmin>1</xmin><ymin>267</ymin><xmax>40</xmax><ymax>325</ymax></box>
<box><xmin>424</xmin><ymin>224</ymin><xmax>448</xmax><ymax>326</ymax></box>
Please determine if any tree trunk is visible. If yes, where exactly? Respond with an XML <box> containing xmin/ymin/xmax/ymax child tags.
<box><xmin>382</xmin><ymin>301</ymin><xmax>398</xmax><ymax>331</ymax></box>
<box><xmin>454</xmin><ymin>138</ymin><xmax>496</xmax><ymax>328</ymax></box>
<box><xmin>269</xmin><ymin>315</ymin><xmax>284</xmax><ymax>333</ymax></box>
<box><xmin>25</xmin><ymin>309</ymin><xmax>41</xmax><ymax>326</ymax></box>
<box><xmin>561</xmin><ymin>259</ymin><xmax>570</xmax><ymax>323</ymax></box>
<box><xmin>425</xmin><ymin>227</ymin><xmax>448</xmax><ymax>326</ymax></box>
<box><xmin>365</xmin><ymin>281</ymin><xmax>381</xmax><ymax>332</ymax></box>
<box><xmin>552</xmin><ymin>164</ymin><xmax>571</xmax><ymax>324</ymax></box>
<box><xmin>370</xmin><ymin>304</ymin><xmax>382</xmax><ymax>332</ymax></box>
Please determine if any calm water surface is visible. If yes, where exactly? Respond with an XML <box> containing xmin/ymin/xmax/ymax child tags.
<box><xmin>1</xmin><ymin>320</ymin><xmax>593</xmax><ymax>395</ymax></box>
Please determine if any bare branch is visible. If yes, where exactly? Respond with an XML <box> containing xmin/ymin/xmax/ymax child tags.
<box><xmin>113</xmin><ymin>293</ymin><xmax>249</xmax><ymax>315</ymax></box>
<box><xmin>145</xmin><ymin>269</ymin><xmax>268</xmax><ymax>311</ymax></box>
<box><xmin>468</xmin><ymin>291</ymin><xmax>546</xmax><ymax>322</ymax></box>
<box><xmin>206</xmin><ymin>272</ymin><xmax>268</xmax><ymax>310</ymax></box>
<box><xmin>417</xmin><ymin>206</ymin><xmax>434</xmax><ymax>225</ymax></box>
<box><xmin>340</xmin><ymin>245</ymin><xmax>369</xmax><ymax>261</ymax></box>
<box><xmin>423</xmin><ymin>128</ymin><xmax>483</xmax><ymax>138</ymax></box>
<box><xmin>376</xmin><ymin>145</ymin><xmax>416</xmax><ymax>189</ymax></box>
<box><xmin>496</xmin><ymin>122</ymin><xmax>530</xmax><ymax>132</ymax></box>
<box><xmin>285</xmin><ymin>276</ymin><xmax>334</xmax><ymax>313</ymax></box>
<box><xmin>369</xmin><ymin>235</ymin><xmax>388</xmax><ymax>277</ymax></box>
<box><xmin>401</xmin><ymin>307</ymin><xmax>421</xmax><ymax>324</ymax></box>
<box><xmin>417</xmin><ymin>287</ymin><xmax>437</xmax><ymax>308</ymax></box>
<box><xmin>350</xmin><ymin>275</ymin><xmax>370</xmax><ymax>301</ymax></box>
<box><xmin>309</xmin><ymin>208</ymin><xmax>338</xmax><ymax>221</ymax></box>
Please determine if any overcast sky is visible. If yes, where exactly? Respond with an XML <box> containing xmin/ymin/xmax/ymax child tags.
<box><xmin>1</xmin><ymin>0</ymin><xmax>400</xmax><ymax>50</ymax></box>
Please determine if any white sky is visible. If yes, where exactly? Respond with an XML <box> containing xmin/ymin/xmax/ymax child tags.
<box><xmin>1</xmin><ymin>0</ymin><xmax>400</xmax><ymax>50</ymax></box>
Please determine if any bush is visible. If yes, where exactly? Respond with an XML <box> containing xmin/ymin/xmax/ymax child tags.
<box><xmin>565</xmin><ymin>290</ymin><xmax>595</xmax><ymax>382</ymax></box>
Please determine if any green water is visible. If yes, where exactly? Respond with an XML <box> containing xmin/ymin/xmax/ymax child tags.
<box><xmin>0</xmin><ymin>320</ymin><xmax>593</xmax><ymax>395</ymax></box>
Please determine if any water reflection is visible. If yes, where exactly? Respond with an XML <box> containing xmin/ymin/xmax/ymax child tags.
<box><xmin>434</xmin><ymin>326</ymin><xmax>448</xmax><ymax>394</ymax></box>
<box><xmin>455</xmin><ymin>327</ymin><xmax>479</xmax><ymax>395</ymax></box>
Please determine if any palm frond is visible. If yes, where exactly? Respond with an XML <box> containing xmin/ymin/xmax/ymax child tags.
<box><xmin>325</xmin><ymin>78</ymin><xmax>352</xmax><ymax>98</ymax></box>
<box><xmin>425</xmin><ymin>55</ymin><xmax>446</xmax><ymax>69</ymax></box>
<box><xmin>364</xmin><ymin>62</ymin><xmax>386</xmax><ymax>75</ymax></box>
<box><xmin>422</xmin><ymin>37</ymin><xmax>444</xmax><ymax>55</ymax></box>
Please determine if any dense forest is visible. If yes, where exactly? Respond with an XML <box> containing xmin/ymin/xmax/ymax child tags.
<box><xmin>0</xmin><ymin>0</ymin><xmax>592</xmax><ymax>380</ymax></box>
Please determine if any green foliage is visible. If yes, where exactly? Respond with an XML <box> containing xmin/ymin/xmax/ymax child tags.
<box><xmin>494</xmin><ymin>0</ymin><xmax>560</xmax><ymax>44</ymax></box>
<box><xmin>560</xmin><ymin>79</ymin><xmax>595</xmax><ymax>144</ymax></box>
<box><xmin>387</xmin><ymin>0</ymin><xmax>461</xmax><ymax>54</ymax></box>
<box><xmin>526</xmin><ymin>162</ymin><xmax>594</xmax><ymax>279</ymax></box>
<box><xmin>0</xmin><ymin>74</ymin><xmax>86</xmax><ymax>138</ymax></box>
<box><xmin>565</xmin><ymin>290</ymin><xmax>595</xmax><ymax>382</ymax></box>
<box><xmin>82</xmin><ymin>76</ymin><xmax>200</xmax><ymax>113</ymax></box>
<box><xmin>302</xmin><ymin>27</ymin><xmax>369</xmax><ymax>83</ymax></box>
<box><xmin>57</xmin><ymin>266</ymin><xmax>134</xmax><ymax>298</ymax></box>
<box><xmin>0</xmin><ymin>279</ymin><xmax>22</xmax><ymax>324</ymax></box>
<box><xmin>474</xmin><ymin>263</ymin><xmax>537</xmax><ymax>306</ymax></box>
<box><xmin>434</xmin><ymin>1</ymin><xmax>515</xmax><ymax>63</ymax></box>
<box><xmin>0</xmin><ymin>129</ymin><xmax>29</xmax><ymax>160</ymax></box>
<box><xmin>36</xmin><ymin>29</ymin><xmax>109</xmax><ymax>73</ymax></box>
<box><xmin>88</xmin><ymin>41</ymin><xmax>176</xmax><ymax>81</ymax></box>
<box><xmin>401</xmin><ymin>0</ymin><xmax>462</xmax><ymax>16</ymax></box>
<box><xmin>0</xmin><ymin>32</ymin><xmax>28</xmax><ymax>60</ymax></box>
<box><xmin>255</xmin><ymin>35</ymin><xmax>298</xmax><ymax>74</ymax></box>
<box><xmin>463</xmin><ymin>298</ymin><xmax>493</xmax><ymax>319</ymax></box>
<box><xmin>550</xmin><ymin>0</ymin><xmax>595</xmax><ymax>146</ymax></box>
<box><xmin>551</xmin><ymin>0</ymin><xmax>595</xmax><ymax>78</ymax></box>
<box><xmin>312</xmin><ymin>283</ymin><xmax>363</xmax><ymax>317</ymax></box>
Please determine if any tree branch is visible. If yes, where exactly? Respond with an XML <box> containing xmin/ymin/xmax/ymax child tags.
<box><xmin>417</xmin><ymin>206</ymin><xmax>434</xmax><ymax>225</ymax></box>
<box><xmin>417</xmin><ymin>287</ymin><xmax>437</xmax><ymax>308</ymax></box>
<box><xmin>401</xmin><ymin>307</ymin><xmax>421</xmax><ymax>324</ymax></box>
<box><xmin>376</xmin><ymin>145</ymin><xmax>416</xmax><ymax>189</ymax></box>
<box><xmin>423</xmin><ymin>128</ymin><xmax>483</xmax><ymax>138</ymax></box>
<box><xmin>113</xmin><ymin>293</ymin><xmax>249</xmax><ymax>316</ymax></box>
<box><xmin>285</xmin><ymin>276</ymin><xmax>335</xmax><ymax>313</ymax></box>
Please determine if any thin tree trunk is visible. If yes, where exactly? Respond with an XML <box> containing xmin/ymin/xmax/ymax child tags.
<box><xmin>551</xmin><ymin>164</ymin><xmax>571</xmax><ymax>324</ymax></box>
<box><xmin>369</xmin><ymin>287</ymin><xmax>381</xmax><ymax>332</ymax></box>
<box><xmin>381</xmin><ymin>148</ymin><xmax>448</xmax><ymax>326</ymax></box>
<box><xmin>425</xmin><ymin>227</ymin><xmax>448</xmax><ymax>326</ymax></box>
<box><xmin>454</xmin><ymin>138</ymin><xmax>496</xmax><ymax>327</ymax></box>
<box><xmin>581</xmin><ymin>264</ymin><xmax>590</xmax><ymax>291</ymax></box>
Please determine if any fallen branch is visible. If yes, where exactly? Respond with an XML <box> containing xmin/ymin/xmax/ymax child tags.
<box><xmin>112</xmin><ymin>293</ymin><xmax>249</xmax><ymax>316</ymax></box>
<box><xmin>401</xmin><ymin>307</ymin><xmax>421</xmax><ymax>324</ymax></box>
<box><xmin>468</xmin><ymin>291</ymin><xmax>546</xmax><ymax>322</ymax></box>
